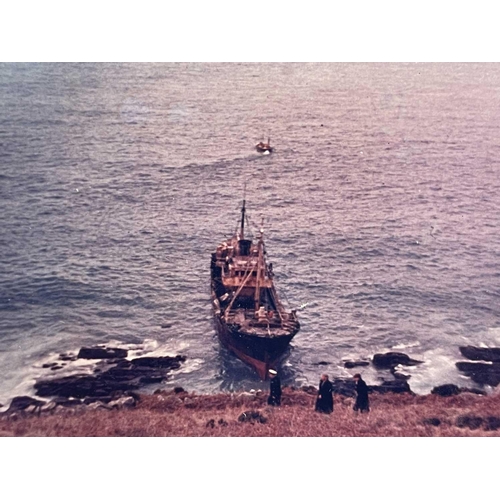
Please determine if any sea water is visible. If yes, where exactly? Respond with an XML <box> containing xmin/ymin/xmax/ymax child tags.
<box><xmin>1</xmin><ymin>63</ymin><xmax>500</xmax><ymax>404</ymax></box>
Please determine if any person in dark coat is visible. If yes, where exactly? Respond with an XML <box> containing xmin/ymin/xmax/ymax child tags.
<box><xmin>353</xmin><ymin>373</ymin><xmax>370</xmax><ymax>413</ymax></box>
<box><xmin>315</xmin><ymin>374</ymin><xmax>334</xmax><ymax>413</ymax></box>
<box><xmin>267</xmin><ymin>369</ymin><xmax>281</xmax><ymax>406</ymax></box>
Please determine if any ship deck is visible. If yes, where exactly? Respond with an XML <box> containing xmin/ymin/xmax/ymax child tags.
<box><xmin>225</xmin><ymin>309</ymin><xmax>298</xmax><ymax>338</ymax></box>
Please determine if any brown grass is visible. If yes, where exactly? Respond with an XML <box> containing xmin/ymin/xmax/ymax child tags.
<box><xmin>1</xmin><ymin>388</ymin><xmax>500</xmax><ymax>437</ymax></box>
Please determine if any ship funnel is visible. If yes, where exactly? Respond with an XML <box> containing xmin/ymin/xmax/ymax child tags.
<box><xmin>238</xmin><ymin>239</ymin><xmax>252</xmax><ymax>256</ymax></box>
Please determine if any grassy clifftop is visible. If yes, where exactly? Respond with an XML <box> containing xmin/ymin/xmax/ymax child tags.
<box><xmin>1</xmin><ymin>388</ymin><xmax>500</xmax><ymax>437</ymax></box>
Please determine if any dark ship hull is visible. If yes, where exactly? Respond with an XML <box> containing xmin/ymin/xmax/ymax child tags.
<box><xmin>210</xmin><ymin>200</ymin><xmax>299</xmax><ymax>380</ymax></box>
<box><xmin>255</xmin><ymin>137</ymin><xmax>273</xmax><ymax>154</ymax></box>
<box><xmin>255</xmin><ymin>144</ymin><xmax>273</xmax><ymax>154</ymax></box>
<box><xmin>211</xmin><ymin>288</ymin><xmax>298</xmax><ymax>379</ymax></box>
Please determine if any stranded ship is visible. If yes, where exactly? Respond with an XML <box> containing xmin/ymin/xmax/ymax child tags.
<box><xmin>210</xmin><ymin>200</ymin><xmax>300</xmax><ymax>379</ymax></box>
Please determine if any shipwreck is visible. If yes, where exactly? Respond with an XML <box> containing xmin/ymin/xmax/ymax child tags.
<box><xmin>210</xmin><ymin>200</ymin><xmax>300</xmax><ymax>379</ymax></box>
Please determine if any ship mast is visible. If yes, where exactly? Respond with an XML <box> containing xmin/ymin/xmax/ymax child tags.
<box><xmin>239</xmin><ymin>199</ymin><xmax>246</xmax><ymax>239</ymax></box>
<box><xmin>254</xmin><ymin>219</ymin><xmax>264</xmax><ymax>312</ymax></box>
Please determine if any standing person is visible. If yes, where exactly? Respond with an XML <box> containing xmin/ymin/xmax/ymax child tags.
<box><xmin>315</xmin><ymin>374</ymin><xmax>334</xmax><ymax>414</ymax></box>
<box><xmin>353</xmin><ymin>373</ymin><xmax>370</xmax><ymax>413</ymax></box>
<box><xmin>267</xmin><ymin>369</ymin><xmax>281</xmax><ymax>406</ymax></box>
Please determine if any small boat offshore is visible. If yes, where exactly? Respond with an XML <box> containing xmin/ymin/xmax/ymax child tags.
<box><xmin>255</xmin><ymin>137</ymin><xmax>273</xmax><ymax>154</ymax></box>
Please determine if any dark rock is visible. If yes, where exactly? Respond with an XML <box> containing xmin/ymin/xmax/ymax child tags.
<box><xmin>456</xmin><ymin>415</ymin><xmax>483</xmax><ymax>430</ymax></box>
<box><xmin>78</xmin><ymin>346</ymin><xmax>128</xmax><ymax>360</ymax></box>
<box><xmin>101</xmin><ymin>367</ymin><xmax>140</xmax><ymax>381</ymax></box>
<box><xmin>131</xmin><ymin>365</ymin><xmax>161</xmax><ymax>373</ymax></box>
<box><xmin>101</xmin><ymin>361</ymin><xmax>120</xmax><ymax>369</ymax></box>
<box><xmin>50</xmin><ymin>366</ymin><xmax>63</xmax><ymax>371</ymax></box>
<box><xmin>113</xmin><ymin>360</ymin><xmax>132</xmax><ymax>369</ymax></box>
<box><xmin>94</xmin><ymin>388</ymin><xmax>116</xmax><ymax>398</ymax></box>
<box><xmin>35</xmin><ymin>375</ymin><xmax>94</xmax><ymax>398</ymax></box>
<box><xmin>391</xmin><ymin>368</ymin><xmax>411</xmax><ymax>380</ymax></box>
<box><xmin>42</xmin><ymin>363</ymin><xmax>58</xmax><ymax>369</ymax></box>
<box><xmin>34</xmin><ymin>374</ymin><xmax>140</xmax><ymax>399</ymax></box>
<box><xmin>139</xmin><ymin>376</ymin><xmax>165</xmax><ymax>384</ymax></box>
<box><xmin>161</xmin><ymin>324</ymin><xmax>172</xmax><ymax>329</ymax></box>
<box><xmin>174</xmin><ymin>387</ymin><xmax>186</xmax><ymax>394</ymax></box>
<box><xmin>238</xmin><ymin>410</ymin><xmax>267</xmax><ymax>424</ymax></box>
<box><xmin>52</xmin><ymin>397</ymin><xmax>82</xmax><ymax>407</ymax></box>
<box><xmin>302</xmin><ymin>378</ymin><xmax>412</xmax><ymax>397</ymax></box>
<box><xmin>431</xmin><ymin>384</ymin><xmax>461</xmax><ymax>397</ymax></box>
<box><xmin>316</xmin><ymin>361</ymin><xmax>330</xmax><ymax>366</ymax></box>
<box><xmin>83</xmin><ymin>396</ymin><xmax>113</xmax><ymax>405</ymax></box>
<box><xmin>206</xmin><ymin>419</ymin><xmax>215</xmax><ymax>428</ymax></box>
<box><xmin>116</xmin><ymin>365</ymin><xmax>161</xmax><ymax>378</ymax></box>
<box><xmin>372</xmin><ymin>352</ymin><xmax>423</xmax><ymax>369</ymax></box>
<box><xmin>97</xmin><ymin>363</ymin><xmax>166</xmax><ymax>385</ymax></box>
<box><xmin>431</xmin><ymin>384</ymin><xmax>485</xmax><ymax>397</ymax></box>
<box><xmin>456</xmin><ymin>361</ymin><xmax>500</xmax><ymax>386</ymax></box>
<box><xmin>59</xmin><ymin>354</ymin><xmax>77</xmax><ymax>362</ymax></box>
<box><xmin>218</xmin><ymin>419</ymin><xmax>228</xmax><ymax>427</ymax></box>
<box><xmin>8</xmin><ymin>396</ymin><xmax>45</xmax><ymax>413</ymax></box>
<box><xmin>369</xmin><ymin>380</ymin><xmax>412</xmax><ymax>394</ymax></box>
<box><xmin>344</xmin><ymin>360</ymin><xmax>370</xmax><ymax>369</ymax></box>
<box><xmin>422</xmin><ymin>418</ymin><xmax>441</xmax><ymax>426</ymax></box>
<box><xmin>331</xmin><ymin>378</ymin><xmax>408</xmax><ymax>396</ymax></box>
<box><xmin>332</xmin><ymin>379</ymin><xmax>357</xmax><ymax>397</ymax></box>
<box><xmin>130</xmin><ymin>355</ymin><xmax>186</xmax><ymax>369</ymax></box>
<box><xmin>484</xmin><ymin>416</ymin><xmax>500</xmax><ymax>431</ymax></box>
<box><xmin>124</xmin><ymin>391</ymin><xmax>141</xmax><ymax>402</ymax></box>
<box><xmin>34</xmin><ymin>354</ymin><xmax>185</xmax><ymax>400</ymax></box>
<box><xmin>459</xmin><ymin>346</ymin><xmax>500</xmax><ymax>363</ymax></box>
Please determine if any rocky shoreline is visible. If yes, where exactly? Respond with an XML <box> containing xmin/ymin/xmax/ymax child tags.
<box><xmin>1</xmin><ymin>343</ymin><xmax>499</xmax><ymax>436</ymax></box>
<box><xmin>1</xmin><ymin>345</ymin><xmax>186</xmax><ymax>416</ymax></box>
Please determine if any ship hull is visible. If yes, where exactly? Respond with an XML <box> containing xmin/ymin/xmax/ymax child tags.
<box><xmin>213</xmin><ymin>313</ymin><xmax>296</xmax><ymax>380</ymax></box>
<box><xmin>209</xmin><ymin>200</ymin><xmax>299</xmax><ymax>380</ymax></box>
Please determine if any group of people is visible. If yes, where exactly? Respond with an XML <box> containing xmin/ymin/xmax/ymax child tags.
<box><xmin>267</xmin><ymin>369</ymin><xmax>370</xmax><ymax>414</ymax></box>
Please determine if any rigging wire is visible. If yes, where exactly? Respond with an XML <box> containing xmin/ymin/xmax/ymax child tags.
<box><xmin>279</xmin><ymin>286</ymin><xmax>293</xmax><ymax>309</ymax></box>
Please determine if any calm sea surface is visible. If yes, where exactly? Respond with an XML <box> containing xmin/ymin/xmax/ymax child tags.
<box><xmin>1</xmin><ymin>62</ymin><xmax>500</xmax><ymax>403</ymax></box>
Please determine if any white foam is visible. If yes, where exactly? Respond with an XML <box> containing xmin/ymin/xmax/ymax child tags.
<box><xmin>391</xmin><ymin>341</ymin><xmax>421</xmax><ymax>350</ymax></box>
<box><xmin>478</xmin><ymin>327</ymin><xmax>500</xmax><ymax>346</ymax></box>
<box><xmin>101</xmin><ymin>338</ymin><xmax>188</xmax><ymax>360</ymax></box>
<box><xmin>408</xmin><ymin>347</ymin><xmax>480</xmax><ymax>395</ymax></box>
<box><xmin>176</xmin><ymin>358</ymin><xmax>203</xmax><ymax>374</ymax></box>
<box><xmin>128</xmin><ymin>339</ymin><xmax>189</xmax><ymax>359</ymax></box>
<box><xmin>392</xmin><ymin>364</ymin><xmax>413</xmax><ymax>378</ymax></box>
